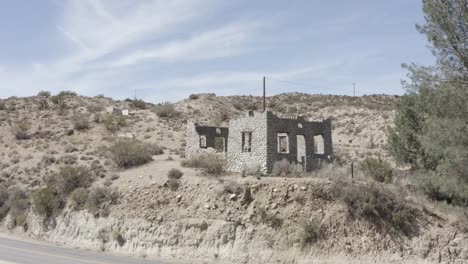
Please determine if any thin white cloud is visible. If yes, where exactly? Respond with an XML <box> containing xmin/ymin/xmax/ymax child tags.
<box><xmin>111</xmin><ymin>21</ymin><xmax>261</xmax><ymax>67</ymax></box>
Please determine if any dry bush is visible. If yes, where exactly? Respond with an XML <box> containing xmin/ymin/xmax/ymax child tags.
<box><xmin>109</xmin><ymin>139</ymin><xmax>153</xmax><ymax>168</ymax></box>
<box><xmin>31</xmin><ymin>187</ymin><xmax>58</xmax><ymax>217</ymax></box>
<box><xmin>37</xmin><ymin>91</ymin><xmax>51</xmax><ymax>97</ymax></box>
<box><xmin>51</xmin><ymin>166</ymin><xmax>94</xmax><ymax>195</ymax></box>
<box><xmin>340</xmin><ymin>182</ymin><xmax>416</xmax><ymax>234</ymax></box>
<box><xmin>152</xmin><ymin>102</ymin><xmax>178</xmax><ymax>118</ymax></box>
<box><xmin>69</xmin><ymin>187</ymin><xmax>88</xmax><ymax>210</ymax></box>
<box><xmin>272</xmin><ymin>158</ymin><xmax>304</xmax><ymax>177</ymax></box>
<box><xmin>181</xmin><ymin>154</ymin><xmax>225</xmax><ymax>175</ymax></box>
<box><xmin>167</xmin><ymin>168</ymin><xmax>183</xmax><ymax>180</ymax></box>
<box><xmin>189</xmin><ymin>94</ymin><xmax>199</xmax><ymax>100</ymax></box>
<box><xmin>223</xmin><ymin>180</ymin><xmax>242</xmax><ymax>194</ymax></box>
<box><xmin>87</xmin><ymin>104</ymin><xmax>104</xmax><ymax>113</ymax></box>
<box><xmin>0</xmin><ymin>101</ymin><xmax>6</xmax><ymax>111</ymax></box>
<box><xmin>145</xmin><ymin>143</ymin><xmax>164</xmax><ymax>155</ymax></box>
<box><xmin>101</xmin><ymin>114</ymin><xmax>126</xmax><ymax>132</ymax></box>
<box><xmin>37</xmin><ymin>99</ymin><xmax>49</xmax><ymax>110</ymax></box>
<box><xmin>360</xmin><ymin>157</ymin><xmax>393</xmax><ymax>183</ymax></box>
<box><xmin>11</xmin><ymin>120</ymin><xmax>31</xmax><ymax>140</ymax></box>
<box><xmin>112</xmin><ymin>230</ymin><xmax>126</xmax><ymax>246</ymax></box>
<box><xmin>0</xmin><ymin>187</ymin><xmax>8</xmax><ymax>219</ymax></box>
<box><xmin>132</xmin><ymin>99</ymin><xmax>147</xmax><ymax>109</ymax></box>
<box><xmin>72</xmin><ymin>113</ymin><xmax>91</xmax><ymax>131</ymax></box>
<box><xmin>255</xmin><ymin>206</ymin><xmax>282</xmax><ymax>229</ymax></box>
<box><xmin>299</xmin><ymin>217</ymin><xmax>322</xmax><ymax>247</ymax></box>
<box><xmin>85</xmin><ymin>187</ymin><xmax>118</xmax><ymax>217</ymax></box>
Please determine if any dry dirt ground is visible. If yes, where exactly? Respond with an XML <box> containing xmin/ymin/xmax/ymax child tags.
<box><xmin>0</xmin><ymin>93</ymin><xmax>467</xmax><ymax>264</ymax></box>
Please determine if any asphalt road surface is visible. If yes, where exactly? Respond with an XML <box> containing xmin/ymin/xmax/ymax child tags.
<box><xmin>0</xmin><ymin>235</ymin><xmax>168</xmax><ymax>264</ymax></box>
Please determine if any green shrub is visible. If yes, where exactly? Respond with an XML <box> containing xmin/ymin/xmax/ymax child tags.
<box><xmin>167</xmin><ymin>168</ymin><xmax>183</xmax><ymax>180</ymax></box>
<box><xmin>37</xmin><ymin>91</ymin><xmax>51</xmax><ymax>97</ymax></box>
<box><xmin>69</xmin><ymin>187</ymin><xmax>88</xmax><ymax>210</ymax></box>
<box><xmin>72</xmin><ymin>113</ymin><xmax>91</xmax><ymax>131</ymax></box>
<box><xmin>152</xmin><ymin>102</ymin><xmax>178</xmax><ymax>118</ymax></box>
<box><xmin>412</xmin><ymin>170</ymin><xmax>468</xmax><ymax>207</ymax></box>
<box><xmin>189</xmin><ymin>94</ymin><xmax>199</xmax><ymax>100</ymax></box>
<box><xmin>109</xmin><ymin>139</ymin><xmax>153</xmax><ymax>168</ymax></box>
<box><xmin>58</xmin><ymin>90</ymin><xmax>77</xmax><ymax>97</ymax></box>
<box><xmin>31</xmin><ymin>187</ymin><xmax>58</xmax><ymax>217</ymax></box>
<box><xmin>360</xmin><ymin>157</ymin><xmax>393</xmax><ymax>183</ymax></box>
<box><xmin>85</xmin><ymin>187</ymin><xmax>118</xmax><ymax>217</ymax></box>
<box><xmin>342</xmin><ymin>183</ymin><xmax>415</xmax><ymax>234</ymax></box>
<box><xmin>181</xmin><ymin>154</ymin><xmax>225</xmax><ymax>175</ymax></box>
<box><xmin>46</xmin><ymin>166</ymin><xmax>94</xmax><ymax>196</ymax></box>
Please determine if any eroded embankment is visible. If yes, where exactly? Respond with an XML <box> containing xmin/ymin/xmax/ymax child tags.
<box><xmin>3</xmin><ymin>177</ymin><xmax>468</xmax><ymax>264</ymax></box>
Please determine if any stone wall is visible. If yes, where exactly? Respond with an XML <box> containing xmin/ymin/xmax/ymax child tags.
<box><xmin>185</xmin><ymin>121</ymin><xmax>228</xmax><ymax>158</ymax></box>
<box><xmin>186</xmin><ymin>111</ymin><xmax>332</xmax><ymax>174</ymax></box>
<box><xmin>266</xmin><ymin>112</ymin><xmax>333</xmax><ymax>173</ymax></box>
<box><xmin>226</xmin><ymin>111</ymin><xmax>268</xmax><ymax>173</ymax></box>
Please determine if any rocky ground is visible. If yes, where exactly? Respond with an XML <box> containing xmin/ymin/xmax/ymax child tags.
<box><xmin>0</xmin><ymin>93</ymin><xmax>467</xmax><ymax>264</ymax></box>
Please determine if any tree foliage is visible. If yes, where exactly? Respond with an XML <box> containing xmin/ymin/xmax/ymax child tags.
<box><xmin>389</xmin><ymin>0</ymin><xmax>468</xmax><ymax>206</ymax></box>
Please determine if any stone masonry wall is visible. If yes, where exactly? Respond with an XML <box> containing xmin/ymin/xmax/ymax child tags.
<box><xmin>185</xmin><ymin>121</ymin><xmax>228</xmax><ymax>158</ymax></box>
<box><xmin>226</xmin><ymin>111</ymin><xmax>268</xmax><ymax>173</ymax></box>
<box><xmin>266</xmin><ymin>112</ymin><xmax>333</xmax><ymax>173</ymax></box>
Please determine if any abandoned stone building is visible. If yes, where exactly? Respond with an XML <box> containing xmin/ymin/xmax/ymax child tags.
<box><xmin>186</xmin><ymin>110</ymin><xmax>333</xmax><ymax>174</ymax></box>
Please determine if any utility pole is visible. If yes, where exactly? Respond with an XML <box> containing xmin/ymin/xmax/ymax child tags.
<box><xmin>352</xmin><ymin>82</ymin><xmax>356</xmax><ymax>97</ymax></box>
<box><xmin>263</xmin><ymin>76</ymin><xmax>266</xmax><ymax>112</ymax></box>
<box><xmin>134</xmin><ymin>89</ymin><xmax>137</xmax><ymax>101</ymax></box>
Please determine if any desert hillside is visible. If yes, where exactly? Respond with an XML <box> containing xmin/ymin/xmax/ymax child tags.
<box><xmin>0</xmin><ymin>92</ymin><xmax>466</xmax><ymax>264</ymax></box>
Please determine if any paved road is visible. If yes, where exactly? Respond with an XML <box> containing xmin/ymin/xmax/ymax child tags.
<box><xmin>0</xmin><ymin>235</ymin><xmax>167</xmax><ymax>264</ymax></box>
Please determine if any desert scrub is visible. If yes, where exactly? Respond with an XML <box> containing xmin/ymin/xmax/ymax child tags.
<box><xmin>145</xmin><ymin>143</ymin><xmax>164</xmax><ymax>155</ymax></box>
<box><xmin>101</xmin><ymin>114</ymin><xmax>127</xmax><ymax>132</ymax></box>
<box><xmin>31</xmin><ymin>187</ymin><xmax>58</xmax><ymax>217</ymax></box>
<box><xmin>132</xmin><ymin>99</ymin><xmax>147</xmax><ymax>109</ymax></box>
<box><xmin>152</xmin><ymin>102</ymin><xmax>178</xmax><ymax>118</ymax></box>
<box><xmin>167</xmin><ymin>168</ymin><xmax>183</xmax><ymax>180</ymax></box>
<box><xmin>272</xmin><ymin>158</ymin><xmax>304</xmax><ymax>177</ymax></box>
<box><xmin>45</xmin><ymin>166</ymin><xmax>94</xmax><ymax>196</ymax></box>
<box><xmin>37</xmin><ymin>91</ymin><xmax>51</xmax><ymax>97</ymax></box>
<box><xmin>85</xmin><ymin>187</ymin><xmax>119</xmax><ymax>217</ymax></box>
<box><xmin>181</xmin><ymin>153</ymin><xmax>225</xmax><ymax>175</ymax></box>
<box><xmin>299</xmin><ymin>218</ymin><xmax>322</xmax><ymax>247</ymax></box>
<box><xmin>0</xmin><ymin>186</ymin><xmax>29</xmax><ymax>225</ymax></box>
<box><xmin>189</xmin><ymin>94</ymin><xmax>199</xmax><ymax>100</ymax></box>
<box><xmin>255</xmin><ymin>206</ymin><xmax>282</xmax><ymax>229</ymax></box>
<box><xmin>109</xmin><ymin>139</ymin><xmax>153</xmax><ymax>168</ymax></box>
<box><xmin>112</xmin><ymin>230</ymin><xmax>126</xmax><ymax>246</ymax></box>
<box><xmin>11</xmin><ymin>119</ymin><xmax>31</xmax><ymax>140</ymax></box>
<box><xmin>69</xmin><ymin>187</ymin><xmax>88</xmax><ymax>210</ymax></box>
<box><xmin>360</xmin><ymin>157</ymin><xmax>393</xmax><ymax>183</ymax></box>
<box><xmin>72</xmin><ymin>113</ymin><xmax>91</xmax><ymax>131</ymax></box>
<box><xmin>412</xmin><ymin>170</ymin><xmax>467</xmax><ymax>207</ymax></box>
<box><xmin>341</xmin><ymin>182</ymin><xmax>416</xmax><ymax>234</ymax></box>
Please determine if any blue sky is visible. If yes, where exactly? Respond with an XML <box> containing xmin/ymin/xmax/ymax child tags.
<box><xmin>0</xmin><ymin>0</ymin><xmax>434</xmax><ymax>102</ymax></box>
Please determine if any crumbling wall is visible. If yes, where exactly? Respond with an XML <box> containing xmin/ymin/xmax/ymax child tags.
<box><xmin>185</xmin><ymin>121</ymin><xmax>228</xmax><ymax>158</ymax></box>
<box><xmin>227</xmin><ymin>111</ymin><xmax>268</xmax><ymax>173</ymax></box>
<box><xmin>266</xmin><ymin>112</ymin><xmax>332</xmax><ymax>172</ymax></box>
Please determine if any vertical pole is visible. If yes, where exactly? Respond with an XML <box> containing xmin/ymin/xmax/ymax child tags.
<box><xmin>263</xmin><ymin>76</ymin><xmax>266</xmax><ymax>112</ymax></box>
<box><xmin>352</xmin><ymin>83</ymin><xmax>356</xmax><ymax>97</ymax></box>
<box><xmin>351</xmin><ymin>162</ymin><xmax>354</xmax><ymax>178</ymax></box>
